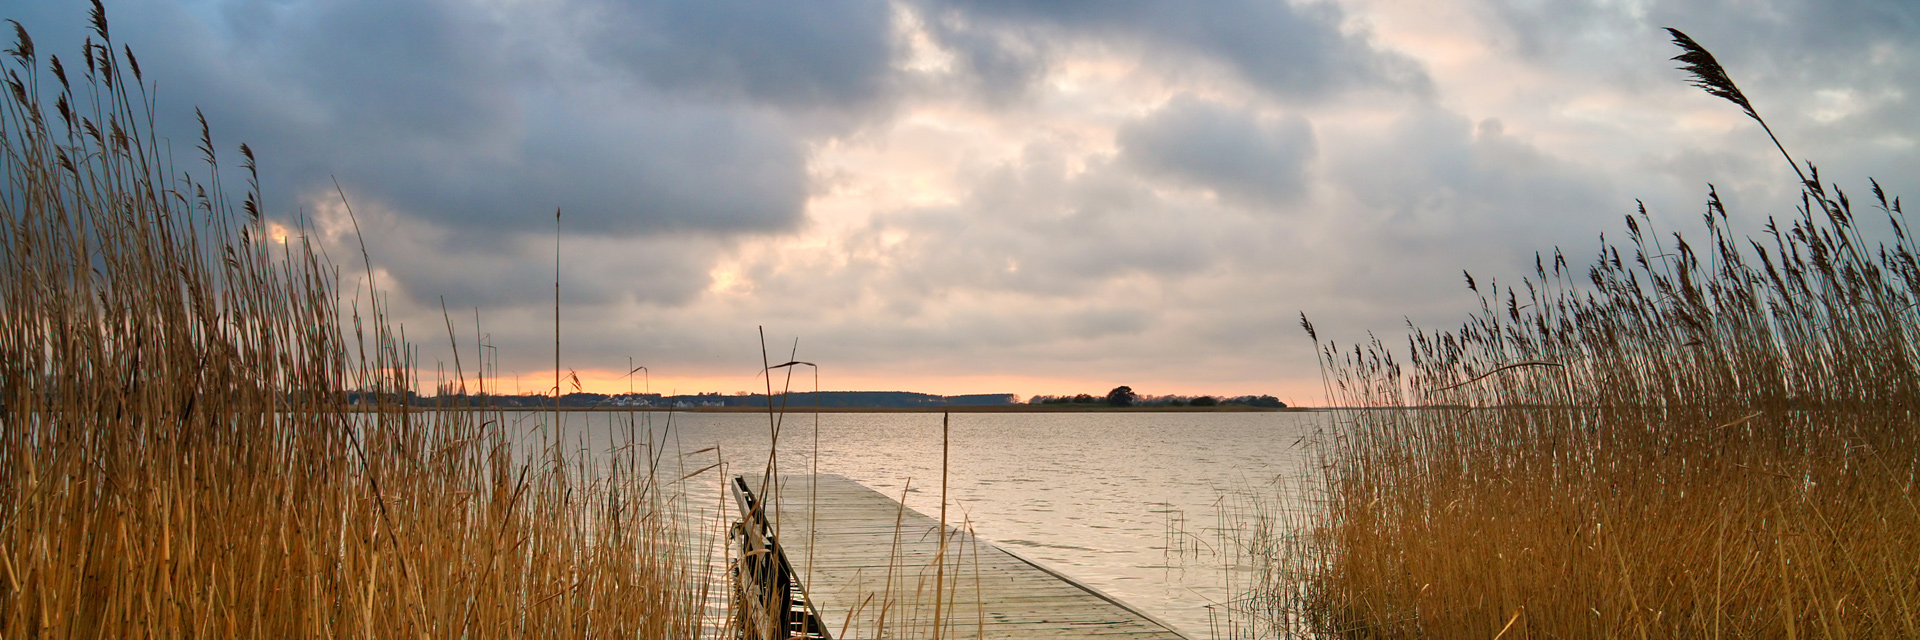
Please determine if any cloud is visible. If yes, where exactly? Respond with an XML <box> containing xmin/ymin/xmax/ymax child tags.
<box><xmin>581</xmin><ymin>0</ymin><xmax>899</xmax><ymax>113</ymax></box>
<box><xmin>1329</xmin><ymin>107</ymin><xmax>1618</xmax><ymax>259</ymax></box>
<box><xmin>843</xmin><ymin>144</ymin><xmax>1247</xmax><ymax>299</ymax></box>
<box><xmin>1483</xmin><ymin>0</ymin><xmax>1920</xmax><ymax>149</ymax></box>
<box><xmin>312</xmin><ymin>195</ymin><xmax>724</xmax><ymax>310</ymax></box>
<box><xmin>673</xmin><ymin>135</ymin><xmax>1326</xmax><ymax>385</ymax></box>
<box><xmin>1492</xmin><ymin>0</ymin><xmax>1919</xmax><ymax>59</ymax></box>
<box><xmin>8</xmin><ymin>0</ymin><xmax>1914</xmax><ymax>400</ymax></box>
<box><xmin>371</xmin><ymin>91</ymin><xmax>809</xmax><ymax>237</ymax></box>
<box><xmin>914</xmin><ymin>10</ymin><xmax>1049</xmax><ymax>104</ymax></box>
<box><xmin>1118</xmin><ymin>94</ymin><xmax>1317</xmax><ymax>208</ymax></box>
<box><xmin>915</xmin><ymin>0</ymin><xmax>1429</xmax><ymax>99</ymax></box>
<box><xmin>9</xmin><ymin>0</ymin><xmax>817</xmax><ymax>239</ymax></box>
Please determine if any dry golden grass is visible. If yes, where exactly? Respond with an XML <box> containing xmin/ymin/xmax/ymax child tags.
<box><xmin>1</xmin><ymin>6</ymin><xmax>714</xmax><ymax>638</ymax></box>
<box><xmin>1242</xmin><ymin>29</ymin><xmax>1920</xmax><ymax>639</ymax></box>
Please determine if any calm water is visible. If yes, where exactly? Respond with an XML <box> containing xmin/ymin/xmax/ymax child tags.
<box><xmin>507</xmin><ymin>409</ymin><xmax>1325</xmax><ymax>637</ymax></box>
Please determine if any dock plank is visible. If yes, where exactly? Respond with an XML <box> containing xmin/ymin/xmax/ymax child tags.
<box><xmin>758</xmin><ymin>474</ymin><xmax>1190</xmax><ymax>640</ymax></box>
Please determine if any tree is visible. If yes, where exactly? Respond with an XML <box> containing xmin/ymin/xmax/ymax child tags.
<box><xmin>1189</xmin><ymin>395</ymin><xmax>1217</xmax><ymax>407</ymax></box>
<box><xmin>1105</xmin><ymin>386</ymin><xmax>1137</xmax><ymax>407</ymax></box>
<box><xmin>1247</xmin><ymin>395</ymin><xmax>1285</xmax><ymax>408</ymax></box>
<box><xmin>1224</xmin><ymin>394</ymin><xmax>1286</xmax><ymax>408</ymax></box>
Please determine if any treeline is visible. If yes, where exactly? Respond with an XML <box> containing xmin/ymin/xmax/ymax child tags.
<box><xmin>364</xmin><ymin>391</ymin><xmax>1021</xmax><ymax>409</ymax></box>
<box><xmin>1026</xmin><ymin>385</ymin><xmax>1286</xmax><ymax>408</ymax></box>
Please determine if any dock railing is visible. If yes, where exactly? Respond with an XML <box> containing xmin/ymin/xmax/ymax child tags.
<box><xmin>731</xmin><ymin>475</ymin><xmax>832</xmax><ymax>640</ymax></box>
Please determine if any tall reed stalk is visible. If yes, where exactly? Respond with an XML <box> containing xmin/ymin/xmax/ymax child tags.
<box><xmin>1248</xmin><ymin>29</ymin><xmax>1920</xmax><ymax>639</ymax></box>
<box><xmin>0</xmin><ymin>5</ymin><xmax>712</xmax><ymax>637</ymax></box>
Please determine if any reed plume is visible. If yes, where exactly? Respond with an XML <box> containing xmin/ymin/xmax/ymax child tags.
<box><xmin>1667</xmin><ymin>27</ymin><xmax>1811</xmax><ymax>191</ymax></box>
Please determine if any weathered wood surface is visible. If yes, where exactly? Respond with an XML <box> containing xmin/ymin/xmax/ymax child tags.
<box><xmin>761</xmin><ymin>474</ymin><xmax>1190</xmax><ymax>640</ymax></box>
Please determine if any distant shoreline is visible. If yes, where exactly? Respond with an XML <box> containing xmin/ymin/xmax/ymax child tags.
<box><xmin>390</xmin><ymin>404</ymin><xmax>1311</xmax><ymax>413</ymax></box>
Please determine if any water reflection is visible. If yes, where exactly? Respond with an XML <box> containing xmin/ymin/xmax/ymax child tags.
<box><xmin>501</xmin><ymin>409</ymin><xmax>1324</xmax><ymax>637</ymax></box>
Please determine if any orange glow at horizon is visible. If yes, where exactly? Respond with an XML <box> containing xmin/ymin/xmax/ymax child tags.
<box><xmin>432</xmin><ymin>368</ymin><xmax>1328</xmax><ymax>407</ymax></box>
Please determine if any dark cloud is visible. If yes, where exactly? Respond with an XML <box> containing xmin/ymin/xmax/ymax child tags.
<box><xmin>1295</xmin><ymin>107</ymin><xmax>1632</xmax><ymax>337</ymax></box>
<box><xmin>1494</xmin><ymin>0</ymin><xmax>1918</xmax><ymax>58</ymax></box>
<box><xmin>343</xmin><ymin>211</ymin><xmax>722</xmax><ymax>309</ymax></box>
<box><xmin>582</xmin><ymin>0</ymin><xmax>898</xmax><ymax>111</ymax></box>
<box><xmin>7</xmin><ymin>0</ymin><xmax>815</xmax><ymax>240</ymax></box>
<box><xmin>360</xmin><ymin>93</ymin><xmax>809</xmax><ymax>237</ymax></box>
<box><xmin>1118</xmin><ymin>95</ymin><xmax>1316</xmax><ymax>208</ymax></box>
<box><xmin>1330</xmin><ymin>108</ymin><xmax>1617</xmax><ymax>250</ymax></box>
<box><xmin>244</xmin><ymin>0</ymin><xmax>513</xmax><ymax>145</ymax></box>
<box><xmin>916</xmin><ymin>0</ymin><xmax>1429</xmax><ymax>99</ymax></box>
<box><xmin>918</xmin><ymin>12</ymin><xmax>1048</xmax><ymax>105</ymax></box>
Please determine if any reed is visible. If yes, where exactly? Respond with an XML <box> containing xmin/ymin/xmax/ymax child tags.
<box><xmin>0</xmin><ymin>5</ymin><xmax>712</xmax><ymax>638</ymax></box>
<box><xmin>1246</xmin><ymin>29</ymin><xmax>1920</xmax><ymax>639</ymax></box>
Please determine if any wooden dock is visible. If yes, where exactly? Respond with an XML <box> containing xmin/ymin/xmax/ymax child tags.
<box><xmin>751</xmin><ymin>474</ymin><xmax>1190</xmax><ymax>640</ymax></box>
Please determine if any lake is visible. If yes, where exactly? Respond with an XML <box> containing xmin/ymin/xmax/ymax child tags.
<box><xmin>506</xmin><ymin>409</ymin><xmax>1325</xmax><ymax>637</ymax></box>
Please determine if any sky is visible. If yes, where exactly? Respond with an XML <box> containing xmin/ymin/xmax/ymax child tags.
<box><xmin>8</xmin><ymin>0</ymin><xmax>1916</xmax><ymax>404</ymax></box>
